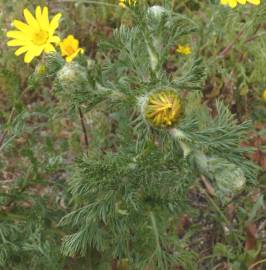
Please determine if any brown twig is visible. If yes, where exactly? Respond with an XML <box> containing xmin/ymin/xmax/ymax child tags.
<box><xmin>200</xmin><ymin>175</ymin><xmax>216</xmax><ymax>197</ymax></box>
<box><xmin>244</xmin><ymin>23</ymin><xmax>262</xmax><ymax>43</ymax></box>
<box><xmin>218</xmin><ymin>29</ymin><xmax>245</xmax><ymax>58</ymax></box>
<box><xmin>78</xmin><ymin>106</ymin><xmax>89</xmax><ymax>150</ymax></box>
<box><xmin>219</xmin><ymin>23</ymin><xmax>262</xmax><ymax>58</ymax></box>
<box><xmin>0</xmin><ymin>130</ymin><xmax>7</xmax><ymax>147</ymax></box>
<box><xmin>111</xmin><ymin>259</ymin><xmax>118</xmax><ymax>270</ymax></box>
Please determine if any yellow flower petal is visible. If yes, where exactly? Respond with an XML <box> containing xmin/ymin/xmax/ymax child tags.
<box><xmin>35</xmin><ymin>6</ymin><xmax>42</xmax><ymax>24</ymax></box>
<box><xmin>23</xmin><ymin>8</ymin><xmax>39</xmax><ymax>30</ymax></box>
<box><xmin>40</xmin><ymin>7</ymin><xmax>49</xmax><ymax>30</ymax></box>
<box><xmin>12</xmin><ymin>20</ymin><xmax>33</xmax><ymax>35</ymax></box>
<box><xmin>238</xmin><ymin>0</ymin><xmax>246</xmax><ymax>4</ymax></box>
<box><xmin>65</xmin><ymin>56</ymin><xmax>74</xmax><ymax>62</ymax></box>
<box><xmin>262</xmin><ymin>90</ymin><xmax>266</xmax><ymax>101</ymax></box>
<box><xmin>220</xmin><ymin>0</ymin><xmax>227</xmax><ymax>4</ymax></box>
<box><xmin>44</xmin><ymin>43</ymin><xmax>56</xmax><ymax>53</ymax></box>
<box><xmin>49</xmin><ymin>13</ymin><xmax>62</xmax><ymax>33</ymax></box>
<box><xmin>220</xmin><ymin>0</ymin><xmax>260</xmax><ymax>7</ymax></box>
<box><xmin>49</xmin><ymin>35</ymin><xmax>61</xmax><ymax>44</ymax></box>
<box><xmin>229</xmin><ymin>0</ymin><xmax>237</xmax><ymax>8</ymax></box>
<box><xmin>15</xmin><ymin>46</ymin><xmax>29</xmax><ymax>56</ymax></box>
<box><xmin>247</xmin><ymin>0</ymin><xmax>260</xmax><ymax>4</ymax></box>
<box><xmin>31</xmin><ymin>45</ymin><xmax>44</xmax><ymax>56</ymax></box>
<box><xmin>24</xmin><ymin>51</ymin><xmax>35</xmax><ymax>63</ymax></box>
<box><xmin>65</xmin><ymin>48</ymin><xmax>83</xmax><ymax>62</ymax></box>
<box><xmin>7</xmin><ymin>31</ymin><xmax>29</xmax><ymax>41</ymax></box>
<box><xmin>68</xmin><ymin>35</ymin><xmax>79</xmax><ymax>49</ymax></box>
<box><xmin>7</xmin><ymin>39</ymin><xmax>31</xmax><ymax>47</ymax></box>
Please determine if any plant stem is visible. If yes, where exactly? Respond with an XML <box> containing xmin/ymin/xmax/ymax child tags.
<box><xmin>78</xmin><ymin>106</ymin><xmax>89</xmax><ymax>150</ymax></box>
<box><xmin>150</xmin><ymin>212</ymin><xmax>161</xmax><ymax>249</ymax></box>
<box><xmin>197</xmin><ymin>181</ymin><xmax>230</xmax><ymax>226</ymax></box>
<box><xmin>249</xmin><ymin>259</ymin><xmax>266</xmax><ymax>270</ymax></box>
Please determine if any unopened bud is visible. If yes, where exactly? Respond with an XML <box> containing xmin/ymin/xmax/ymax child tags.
<box><xmin>140</xmin><ymin>89</ymin><xmax>182</xmax><ymax>128</ymax></box>
<box><xmin>57</xmin><ymin>62</ymin><xmax>88</xmax><ymax>90</ymax></box>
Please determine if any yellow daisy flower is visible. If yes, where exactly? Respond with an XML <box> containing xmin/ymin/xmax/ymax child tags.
<box><xmin>6</xmin><ymin>6</ymin><xmax>62</xmax><ymax>63</ymax></box>
<box><xmin>220</xmin><ymin>0</ymin><xmax>260</xmax><ymax>8</ymax></box>
<box><xmin>118</xmin><ymin>0</ymin><xmax>137</xmax><ymax>8</ymax></box>
<box><xmin>144</xmin><ymin>90</ymin><xmax>182</xmax><ymax>128</ymax></box>
<box><xmin>176</xmin><ymin>44</ymin><xmax>191</xmax><ymax>55</ymax></box>
<box><xmin>262</xmin><ymin>89</ymin><xmax>266</xmax><ymax>102</ymax></box>
<box><xmin>60</xmin><ymin>35</ymin><xmax>84</xmax><ymax>62</ymax></box>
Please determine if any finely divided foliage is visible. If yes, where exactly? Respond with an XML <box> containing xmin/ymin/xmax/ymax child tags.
<box><xmin>56</xmin><ymin>4</ymin><xmax>258</xmax><ymax>270</ymax></box>
<box><xmin>1</xmin><ymin>0</ymin><xmax>265</xmax><ymax>269</ymax></box>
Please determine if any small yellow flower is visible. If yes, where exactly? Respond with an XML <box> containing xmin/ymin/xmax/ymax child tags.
<box><xmin>262</xmin><ymin>89</ymin><xmax>266</xmax><ymax>101</ymax></box>
<box><xmin>176</xmin><ymin>45</ymin><xmax>191</xmax><ymax>55</ymax></box>
<box><xmin>60</xmin><ymin>35</ymin><xmax>84</xmax><ymax>62</ymax></box>
<box><xmin>144</xmin><ymin>90</ymin><xmax>182</xmax><ymax>128</ymax></box>
<box><xmin>118</xmin><ymin>0</ymin><xmax>136</xmax><ymax>8</ymax></box>
<box><xmin>6</xmin><ymin>6</ymin><xmax>61</xmax><ymax>63</ymax></box>
<box><xmin>220</xmin><ymin>0</ymin><xmax>260</xmax><ymax>8</ymax></box>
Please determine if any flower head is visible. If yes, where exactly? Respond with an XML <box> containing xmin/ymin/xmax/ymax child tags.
<box><xmin>143</xmin><ymin>90</ymin><xmax>182</xmax><ymax>128</ymax></box>
<box><xmin>176</xmin><ymin>44</ymin><xmax>191</xmax><ymax>55</ymax></box>
<box><xmin>7</xmin><ymin>6</ymin><xmax>61</xmax><ymax>63</ymax></box>
<box><xmin>60</xmin><ymin>35</ymin><xmax>84</xmax><ymax>62</ymax></box>
<box><xmin>118</xmin><ymin>0</ymin><xmax>137</xmax><ymax>8</ymax></box>
<box><xmin>262</xmin><ymin>89</ymin><xmax>266</xmax><ymax>101</ymax></box>
<box><xmin>220</xmin><ymin>0</ymin><xmax>260</xmax><ymax>8</ymax></box>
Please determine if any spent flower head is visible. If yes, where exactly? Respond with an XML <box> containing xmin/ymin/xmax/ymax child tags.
<box><xmin>60</xmin><ymin>35</ymin><xmax>84</xmax><ymax>62</ymax></box>
<box><xmin>7</xmin><ymin>6</ymin><xmax>61</xmax><ymax>63</ymax></box>
<box><xmin>142</xmin><ymin>89</ymin><xmax>182</xmax><ymax>128</ymax></box>
<box><xmin>220</xmin><ymin>0</ymin><xmax>260</xmax><ymax>8</ymax></box>
<box><xmin>147</xmin><ymin>5</ymin><xmax>166</xmax><ymax>18</ymax></box>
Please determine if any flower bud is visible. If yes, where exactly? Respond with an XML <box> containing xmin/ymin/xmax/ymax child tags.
<box><xmin>55</xmin><ymin>62</ymin><xmax>89</xmax><ymax>105</ymax></box>
<box><xmin>57</xmin><ymin>62</ymin><xmax>88</xmax><ymax>91</ymax></box>
<box><xmin>35</xmin><ymin>63</ymin><xmax>46</xmax><ymax>76</ymax></box>
<box><xmin>215</xmin><ymin>165</ymin><xmax>246</xmax><ymax>194</ymax></box>
<box><xmin>140</xmin><ymin>89</ymin><xmax>182</xmax><ymax>128</ymax></box>
<box><xmin>194</xmin><ymin>152</ymin><xmax>246</xmax><ymax>195</ymax></box>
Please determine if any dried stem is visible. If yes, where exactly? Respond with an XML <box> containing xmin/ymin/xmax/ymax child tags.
<box><xmin>78</xmin><ymin>106</ymin><xmax>89</xmax><ymax>150</ymax></box>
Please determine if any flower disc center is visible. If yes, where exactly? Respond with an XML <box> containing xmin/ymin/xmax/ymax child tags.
<box><xmin>32</xmin><ymin>30</ymin><xmax>49</xmax><ymax>45</ymax></box>
<box><xmin>65</xmin><ymin>45</ymin><xmax>76</xmax><ymax>56</ymax></box>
